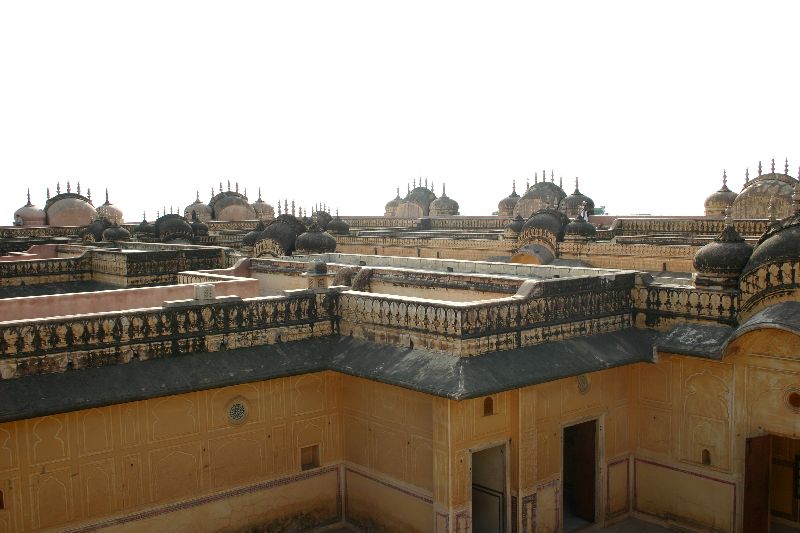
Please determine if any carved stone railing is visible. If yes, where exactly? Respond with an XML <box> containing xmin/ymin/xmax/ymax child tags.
<box><xmin>0</xmin><ymin>253</ymin><xmax>92</xmax><ymax>286</ymax></box>
<box><xmin>0</xmin><ymin>226</ymin><xmax>80</xmax><ymax>238</ymax></box>
<box><xmin>559</xmin><ymin>241</ymin><xmax>700</xmax><ymax>259</ymax></box>
<box><xmin>339</xmin><ymin>273</ymin><xmax>635</xmax><ymax>355</ymax></box>
<box><xmin>632</xmin><ymin>284</ymin><xmax>739</xmax><ymax>327</ymax></box>
<box><xmin>334</xmin><ymin>235</ymin><xmax>512</xmax><ymax>251</ymax></box>
<box><xmin>609</xmin><ymin>217</ymin><xmax>768</xmax><ymax>238</ymax></box>
<box><xmin>340</xmin><ymin>216</ymin><xmax>419</xmax><ymax>229</ymax></box>
<box><xmin>0</xmin><ymin>292</ymin><xmax>338</xmax><ymax>376</ymax></box>
<box><xmin>739</xmin><ymin>259</ymin><xmax>800</xmax><ymax>317</ymax></box>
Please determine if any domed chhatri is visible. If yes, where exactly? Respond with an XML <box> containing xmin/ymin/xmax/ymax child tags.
<box><xmin>429</xmin><ymin>184</ymin><xmax>460</xmax><ymax>216</ymax></box>
<box><xmin>184</xmin><ymin>191</ymin><xmax>213</xmax><ymax>223</ymax></box>
<box><xmin>101</xmin><ymin>221</ymin><xmax>131</xmax><ymax>242</ymax></box>
<box><xmin>559</xmin><ymin>177</ymin><xmax>595</xmax><ymax>219</ymax></box>
<box><xmin>45</xmin><ymin>181</ymin><xmax>97</xmax><ymax>227</ymax></box>
<box><xmin>503</xmin><ymin>215</ymin><xmax>525</xmax><ymax>240</ymax></box>
<box><xmin>564</xmin><ymin>202</ymin><xmax>597</xmax><ymax>240</ymax></box>
<box><xmin>731</xmin><ymin>158</ymin><xmax>798</xmax><ymax>219</ymax></box>
<box><xmin>208</xmin><ymin>182</ymin><xmax>256</xmax><ymax>221</ymax></box>
<box><xmin>704</xmin><ymin>171</ymin><xmax>738</xmax><ymax>217</ymax></box>
<box><xmin>327</xmin><ymin>210</ymin><xmax>350</xmax><ymax>236</ymax></box>
<box><xmin>134</xmin><ymin>213</ymin><xmax>156</xmax><ymax>239</ymax></box>
<box><xmin>190</xmin><ymin>211</ymin><xmax>209</xmax><ymax>237</ymax></box>
<box><xmin>251</xmin><ymin>188</ymin><xmax>274</xmax><ymax>221</ymax></box>
<box><xmin>155</xmin><ymin>214</ymin><xmax>195</xmax><ymax>244</ymax></box>
<box><xmin>693</xmin><ymin>208</ymin><xmax>753</xmax><ymax>288</ymax></box>
<box><xmin>395</xmin><ymin>179</ymin><xmax>438</xmax><ymax>218</ymax></box>
<box><xmin>253</xmin><ymin>214</ymin><xmax>308</xmax><ymax>257</ymax></box>
<box><xmin>497</xmin><ymin>181</ymin><xmax>520</xmax><ymax>217</ymax></box>
<box><xmin>513</xmin><ymin>171</ymin><xmax>567</xmax><ymax>218</ymax></box>
<box><xmin>242</xmin><ymin>221</ymin><xmax>267</xmax><ymax>247</ymax></box>
<box><xmin>96</xmin><ymin>189</ymin><xmax>124</xmax><ymax>224</ymax></box>
<box><xmin>13</xmin><ymin>189</ymin><xmax>46</xmax><ymax>226</ymax></box>
<box><xmin>295</xmin><ymin>223</ymin><xmax>337</xmax><ymax>254</ymax></box>
<box><xmin>521</xmin><ymin>208</ymin><xmax>571</xmax><ymax>240</ymax></box>
<box><xmin>79</xmin><ymin>218</ymin><xmax>111</xmax><ymax>243</ymax></box>
<box><xmin>743</xmin><ymin>180</ymin><xmax>800</xmax><ymax>276</ymax></box>
<box><xmin>384</xmin><ymin>188</ymin><xmax>402</xmax><ymax>217</ymax></box>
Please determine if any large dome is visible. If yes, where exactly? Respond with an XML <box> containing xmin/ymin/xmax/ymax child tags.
<box><xmin>210</xmin><ymin>189</ymin><xmax>256</xmax><ymax>221</ymax></box>
<box><xmin>704</xmin><ymin>171</ymin><xmax>738</xmax><ymax>217</ymax></box>
<box><xmin>731</xmin><ymin>160</ymin><xmax>797</xmax><ymax>219</ymax></box>
<box><xmin>558</xmin><ymin>178</ymin><xmax>595</xmax><ymax>219</ymax></box>
<box><xmin>384</xmin><ymin>188</ymin><xmax>402</xmax><ymax>217</ymax></box>
<box><xmin>693</xmin><ymin>213</ymin><xmax>752</xmax><ymax>287</ymax></box>
<box><xmin>102</xmin><ymin>222</ymin><xmax>132</xmax><ymax>242</ymax></box>
<box><xmin>327</xmin><ymin>213</ymin><xmax>350</xmax><ymax>235</ymax></box>
<box><xmin>13</xmin><ymin>190</ymin><xmax>46</xmax><ymax>226</ymax></box>
<box><xmin>743</xmin><ymin>207</ymin><xmax>800</xmax><ymax>276</ymax></box>
<box><xmin>45</xmin><ymin>187</ymin><xmax>97</xmax><ymax>227</ymax></box>
<box><xmin>396</xmin><ymin>184</ymin><xmax>437</xmax><ymax>217</ymax></box>
<box><xmin>184</xmin><ymin>191</ymin><xmax>213</xmax><ymax>223</ymax></box>
<box><xmin>497</xmin><ymin>182</ymin><xmax>520</xmax><ymax>217</ymax></box>
<box><xmin>429</xmin><ymin>185</ymin><xmax>459</xmax><ymax>216</ymax></box>
<box><xmin>96</xmin><ymin>189</ymin><xmax>124</xmax><ymax>223</ymax></box>
<box><xmin>521</xmin><ymin>208</ymin><xmax>570</xmax><ymax>240</ymax></box>
<box><xmin>513</xmin><ymin>173</ymin><xmax>566</xmax><ymax>218</ymax></box>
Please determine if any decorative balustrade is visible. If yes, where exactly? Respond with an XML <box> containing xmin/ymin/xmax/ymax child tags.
<box><xmin>632</xmin><ymin>284</ymin><xmax>739</xmax><ymax>326</ymax></box>
<box><xmin>334</xmin><ymin>235</ymin><xmax>511</xmax><ymax>250</ymax></box>
<box><xmin>559</xmin><ymin>241</ymin><xmax>700</xmax><ymax>259</ymax></box>
<box><xmin>0</xmin><ymin>253</ymin><xmax>92</xmax><ymax>286</ymax></box>
<box><xmin>610</xmin><ymin>217</ymin><xmax>768</xmax><ymax>238</ymax></box>
<box><xmin>0</xmin><ymin>292</ymin><xmax>337</xmax><ymax>361</ymax></box>
<box><xmin>739</xmin><ymin>259</ymin><xmax>800</xmax><ymax>316</ymax></box>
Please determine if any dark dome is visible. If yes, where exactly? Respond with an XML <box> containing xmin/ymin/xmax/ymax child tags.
<box><xmin>135</xmin><ymin>216</ymin><xmax>156</xmax><ymax>236</ymax></box>
<box><xmin>743</xmin><ymin>210</ymin><xmax>800</xmax><ymax>275</ymax></box>
<box><xmin>559</xmin><ymin>178</ymin><xmax>595</xmax><ymax>218</ymax></box>
<box><xmin>396</xmin><ymin>185</ymin><xmax>438</xmax><ymax>217</ymax></box>
<box><xmin>505</xmin><ymin>215</ymin><xmax>525</xmax><ymax>234</ymax></box>
<box><xmin>260</xmin><ymin>219</ymin><xmax>300</xmax><ymax>254</ymax></box>
<box><xmin>101</xmin><ymin>223</ymin><xmax>131</xmax><ymax>242</ymax></box>
<box><xmin>242</xmin><ymin>221</ymin><xmax>267</xmax><ymax>246</ymax></box>
<box><xmin>327</xmin><ymin>214</ymin><xmax>350</xmax><ymax>235</ymax></box>
<box><xmin>704</xmin><ymin>172</ymin><xmax>738</xmax><ymax>217</ymax></box>
<box><xmin>498</xmin><ymin>182</ymin><xmax>520</xmax><ymax>216</ymax></box>
<box><xmin>190</xmin><ymin>211</ymin><xmax>209</xmax><ymax>236</ymax></box>
<box><xmin>79</xmin><ymin>218</ymin><xmax>111</xmax><ymax>242</ymax></box>
<box><xmin>521</xmin><ymin>209</ymin><xmax>570</xmax><ymax>240</ymax></box>
<box><xmin>156</xmin><ymin>214</ymin><xmax>194</xmax><ymax>243</ymax></box>
<box><xmin>564</xmin><ymin>217</ymin><xmax>597</xmax><ymax>237</ymax></box>
<box><xmin>295</xmin><ymin>223</ymin><xmax>337</xmax><ymax>254</ymax></box>
<box><xmin>273</xmin><ymin>214</ymin><xmax>307</xmax><ymax>238</ymax></box>
<box><xmin>694</xmin><ymin>215</ymin><xmax>753</xmax><ymax>288</ymax></box>
<box><xmin>313</xmin><ymin>210</ymin><xmax>333</xmax><ymax>230</ymax></box>
<box><xmin>514</xmin><ymin>176</ymin><xmax>567</xmax><ymax>218</ymax></box>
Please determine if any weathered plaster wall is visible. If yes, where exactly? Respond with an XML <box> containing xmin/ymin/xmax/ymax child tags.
<box><xmin>0</xmin><ymin>372</ymin><xmax>343</xmax><ymax>532</ymax></box>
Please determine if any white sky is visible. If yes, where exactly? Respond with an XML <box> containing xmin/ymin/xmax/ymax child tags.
<box><xmin>1</xmin><ymin>1</ymin><xmax>799</xmax><ymax>223</ymax></box>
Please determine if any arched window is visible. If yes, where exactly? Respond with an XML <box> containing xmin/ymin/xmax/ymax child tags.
<box><xmin>483</xmin><ymin>397</ymin><xmax>494</xmax><ymax>417</ymax></box>
<box><xmin>702</xmin><ymin>449</ymin><xmax>711</xmax><ymax>465</ymax></box>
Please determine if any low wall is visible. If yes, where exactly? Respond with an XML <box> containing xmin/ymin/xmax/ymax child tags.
<box><xmin>0</xmin><ymin>278</ymin><xmax>260</xmax><ymax>322</ymax></box>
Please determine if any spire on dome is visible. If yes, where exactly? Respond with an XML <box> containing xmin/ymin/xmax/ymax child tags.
<box><xmin>104</xmin><ymin>188</ymin><xmax>110</xmax><ymax>205</ymax></box>
<box><xmin>722</xmin><ymin>170</ymin><xmax>727</xmax><ymax>188</ymax></box>
<box><xmin>758</xmin><ymin>161</ymin><xmax>762</xmax><ymax>176</ymax></box>
<box><xmin>77</xmin><ymin>182</ymin><xmax>81</xmax><ymax>195</ymax></box>
<box><xmin>25</xmin><ymin>188</ymin><xmax>32</xmax><ymax>206</ymax></box>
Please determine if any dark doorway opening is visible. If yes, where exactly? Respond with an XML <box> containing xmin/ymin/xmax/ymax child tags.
<box><xmin>472</xmin><ymin>444</ymin><xmax>506</xmax><ymax>533</ymax></box>
<box><xmin>563</xmin><ymin>419</ymin><xmax>597</xmax><ymax>532</ymax></box>
<box><xmin>746</xmin><ymin>434</ymin><xmax>800</xmax><ymax>533</ymax></box>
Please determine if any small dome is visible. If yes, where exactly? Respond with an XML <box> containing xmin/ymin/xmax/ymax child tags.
<box><xmin>521</xmin><ymin>208</ymin><xmax>570</xmax><ymax>240</ymax></box>
<box><xmin>514</xmin><ymin>173</ymin><xmax>567</xmax><ymax>218</ymax></box>
<box><xmin>295</xmin><ymin>223</ymin><xmax>337</xmax><ymax>254</ymax></box>
<box><xmin>155</xmin><ymin>214</ymin><xmax>194</xmax><ymax>243</ymax></box>
<box><xmin>101</xmin><ymin>222</ymin><xmax>131</xmax><ymax>242</ymax></box>
<box><xmin>313</xmin><ymin>210</ymin><xmax>333</xmax><ymax>230</ymax></box>
<box><xmin>564</xmin><ymin>217</ymin><xmax>597</xmax><ymax>238</ymax></box>
<box><xmin>327</xmin><ymin>212</ymin><xmax>350</xmax><ymax>235</ymax></box>
<box><xmin>45</xmin><ymin>186</ymin><xmax>97</xmax><ymax>226</ymax></box>
<box><xmin>134</xmin><ymin>215</ymin><xmax>156</xmax><ymax>237</ymax></box>
<box><xmin>96</xmin><ymin>189</ymin><xmax>124</xmax><ymax>223</ymax></box>
<box><xmin>242</xmin><ymin>221</ymin><xmax>267</xmax><ymax>246</ymax></box>
<box><xmin>395</xmin><ymin>183</ymin><xmax>437</xmax><ymax>217</ymax></box>
<box><xmin>190</xmin><ymin>211</ymin><xmax>209</xmax><ymax>236</ymax></box>
<box><xmin>79</xmin><ymin>218</ymin><xmax>111</xmax><ymax>242</ymax></box>
<box><xmin>503</xmin><ymin>215</ymin><xmax>525</xmax><ymax>239</ymax></box>
<box><xmin>384</xmin><ymin>188</ymin><xmax>402</xmax><ymax>217</ymax></box>
<box><xmin>743</xmin><ymin>187</ymin><xmax>800</xmax><ymax>275</ymax></box>
<box><xmin>704</xmin><ymin>171</ymin><xmax>738</xmax><ymax>217</ymax></box>
<box><xmin>694</xmin><ymin>211</ymin><xmax>753</xmax><ymax>287</ymax></box>
<box><xmin>429</xmin><ymin>185</ymin><xmax>460</xmax><ymax>216</ymax></box>
<box><xmin>251</xmin><ymin>189</ymin><xmax>274</xmax><ymax>221</ymax></box>
<box><xmin>559</xmin><ymin>178</ymin><xmax>595</xmax><ymax>219</ymax></box>
<box><xmin>184</xmin><ymin>191</ymin><xmax>213</xmax><ymax>223</ymax></box>
<box><xmin>731</xmin><ymin>160</ymin><xmax>798</xmax><ymax>219</ymax></box>
<box><xmin>14</xmin><ymin>190</ymin><xmax>46</xmax><ymax>226</ymax></box>
<box><xmin>307</xmin><ymin>259</ymin><xmax>328</xmax><ymax>274</ymax></box>
<box><xmin>498</xmin><ymin>182</ymin><xmax>520</xmax><ymax>217</ymax></box>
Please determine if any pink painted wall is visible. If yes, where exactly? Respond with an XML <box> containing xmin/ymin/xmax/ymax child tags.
<box><xmin>0</xmin><ymin>244</ymin><xmax>63</xmax><ymax>261</ymax></box>
<box><xmin>0</xmin><ymin>278</ymin><xmax>260</xmax><ymax>322</ymax></box>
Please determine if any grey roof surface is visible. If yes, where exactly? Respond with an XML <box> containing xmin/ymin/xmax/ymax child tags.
<box><xmin>655</xmin><ymin>323</ymin><xmax>734</xmax><ymax>360</ymax></box>
<box><xmin>0</xmin><ymin>329</ymin><xmax>656</xmax><ymax>423</ymax></box>
<box><xmin>726</xmin><ymin>301</ymin><xmax>800</xmax><ymax>345</ymax></box>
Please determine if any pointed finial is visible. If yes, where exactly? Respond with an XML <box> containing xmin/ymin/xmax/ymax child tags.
<box><xmin>211</xmin><ymin>187</ymin><xmax>214</xmax><ymax>200</ymax></box>
<box><xmin>87</xmin><ymin>188</ymin><xmax>91</xmax><ymax>202</ymax></box>
<box><xmin>550</xmin><ymin>170</ymin><xmax>554</xmax><ymax>182</ymax></box>
<box><xmin>722</xmin><ymin>170</ymin><xmax>727</xmax><ymax>187</ymax></box>
<box><xmin>512</xmin><ymin>180</ymin><xmax>516</xmax><ymax>194</ymax></box>
<box><xmin>724</xmin><ymin>206</ymin><xmax>732</xmax><ymax>227</ymax></box>
<box><xmin>26</xmin><ymin>188</ymin><xmax>31</xmax><ymax>206</ymax></box>
<box><xmin>291</xmin><ymin>200</ymin><xmax>295</xmax><ymax>216</ymax></box>
<box><xmin>244</xmin><ymin>187</ymin><xmax>247</xmax><ymax>198</ymax></box>
<box><xmin>442</xmin><ymin>183</ymin><xmax>446</xmax><ymax>196</ymax></box>
<box><xmin>425</xmin><ymin>177</ymin><xmax>428</xmax><ymax>188</ymax></box>
<box><xmin>758</xmin><ymin>161</ymin><xmax>762</xmax><ymax>176</ymax></box>
<box><xmin>745</xmin><ymin>167</ymin><xmax>750</xmax><ymax>183</ymax></box>
<box><xmin>277</xmin><ymin>201</ymin><xmax>282</xmax><ymax>215</ymax></box>
<box><xmin>336</xmin><ymin>208</ymin><xmax>339</xmax><ymax>217</ymax></box>
<box><xmin>235</xmin><ymin>182</ymin><xmax>239</xmax><ymax>193</ymax></box>
<box><xmin>771</xmin><ymin>158</ymin><xmax>775</xmax><ymax>173</ymax></box>
<box><xmin>542</xmin><ymin>169</ymin><xmax>545</xmax><ymax>182</ymax></box>
<box><xmin>284</xmin><ymin>199</ymin><xmax>288</xmax><ymax>214</ymax></box>
<box><xmin>77</xmin><ymin>182</ymin><xmax>81</xmax><ymax>195</ymax></box>
<box><xmin>105</xmin><ymin>188</ymin><xmax>110</xmax><ymax>204</ymax></box>
<box><xmin>526</xmin><ymin>179</ymin><xmax>530</xmax><ymax>190</ymax></box>
<box><xmin>534</xmin><ymin>172</ymin><xmax>538</xmax><ymax>184</ymax></box>
<box><xmin>785</xmin><ymin>158</ymin><xmax>789</xmax><ymax>175</ymax></box>
<box><xmin>431</xmin><ymin>180</ymin><xmax>434</xmax><ymax>192</ymax></box>
<box><xmin>196</xmin><ymin>190</ymin><xmax>200</xmax><ymax>202</ymax></box>
<box><xmin>258</xmin><ymin>187</ymin><xmax>262</xmax><ymax>201</ymax></box>
<box><xmin>56</xmin><ymin>182</ymin><xmax>61</xmax><ymax>194</ymax></box>
<box><xmin>407</xmin><ymin>183</ymin><xmax>410</xmax><ymax>193</ymax></box>
<box><xmin>67</xmin><ymin>181</ymin><xmax>71</xmax><ymax>193</ymax></box>
<box><xmin>219</xmin><ymin>182</ymin><xmax>223</xmax><ymax>193</ymax></box>
<box><xmin>559</xmin><ymin>176</ymin><xmax>563</xmax><ymax>189</ymax></box>
<box><xmin>157</xmin><ymin>210</ymin><xmax>160</xmax><ymax>218</ymax></box>
<box><xmin>142</xmin><ymin>211</ymin><xmax>146</xmax><ymax>221</ymax></box>
<box><xmin>574</xmin><ymin>176</ymin><xmax>579</xmax><ymax>193</ymax></box>
<box><xmin>768</xmin><ymin>197</ymin><xmax>777</xmax><ymax>223</ymax></box>
<box><xmin>46</xmin><ymin>187</ymin><xmax>50</xmax><ymax>200</ymax></box>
